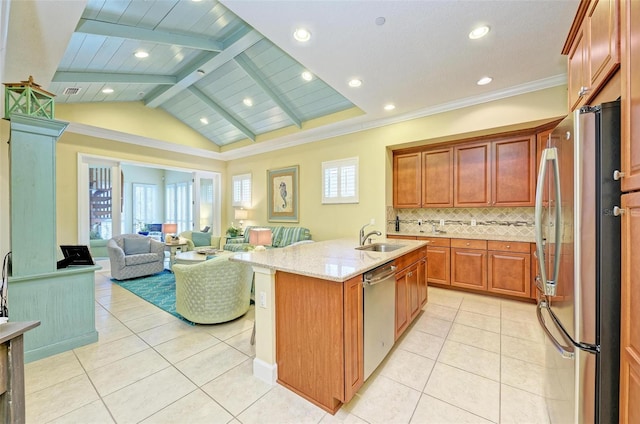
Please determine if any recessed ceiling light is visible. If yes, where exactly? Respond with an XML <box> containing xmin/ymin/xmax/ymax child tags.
<box><xmin>469</xmin><ymin>25</ymin><xmax>490</xmax><ymax>40</ymax></box>
<box><xmin>293</xmin><ymin>28</ymin><xmax>311</xmax><ymax>42</ymax></box>
<box><xmin>301</xmin><ymin>71</ymin><xmax>313</xmax><ymax>81</ymax></box>
<box><xmin>134</xmin><ymin>50</ymin><xmax>149</xmax><ymax>58</ymax></box>
<box><xmin>348</xmin><ymin>79</ymin><xmax>362</xmax><ymax>88</ymax></box>
<box><xmin>243</xmin><ymin>98</ymin><xmax>253</xmax><ymax>107</ymax></box>
<box><xmin>477</xmin><ymin>76</ymin><xmax>493</xmax><ymax>85</ymax></box>
<box><xmin>384</xmin><ymin>104</ymin><xmax>396</xmax><ymax>111</ymax></box>
<box><xmin>200</xmin><ymin>117</ymin><xmax>209</xmax><ymax>125</ymax></box>
<box><xmin>101</xmin><ymin>88</ymin><xmax>114</xmax><ymax>94</ymax></box>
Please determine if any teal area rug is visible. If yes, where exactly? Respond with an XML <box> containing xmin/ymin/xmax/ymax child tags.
<box><xmin>112</xmin><ymin>270</ymin><xmax>194</xmax><ymax>325</ymax></box>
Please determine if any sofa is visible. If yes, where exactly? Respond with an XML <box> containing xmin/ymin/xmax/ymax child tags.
<box><xmin>173</xmin><ymin>255</ymin><xmax>253</xmax><ymax>324</ymax></box>
<box><xmin>223</xmin><ymin>226</ymin><xmax>311</xmax><ymax>252</ymax></box>
<box><xmin>107</xmin><ymin>234</ymin><xmax>165</xmax><ymax>280</ymax></box>
<box><xmin>178</xmin><ymin>231</ymin><xmax>223</xmax><ymax>251</ymax></box>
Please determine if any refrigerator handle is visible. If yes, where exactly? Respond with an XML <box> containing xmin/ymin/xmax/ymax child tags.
<box><xmin>537</xmin><ymin>299</ymin><xmax>575</xmax><ymax>359</ymax></box>
<box><xmin>535</xmin><ymin>147</ymin><xmax>561</xmax><ymax>296</ymax></box>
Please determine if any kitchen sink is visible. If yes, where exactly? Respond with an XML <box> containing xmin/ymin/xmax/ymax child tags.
<box><xmin>356</xmin><ymin>243</ymin><xmax>405</xmax><ymax>252</ymax></box>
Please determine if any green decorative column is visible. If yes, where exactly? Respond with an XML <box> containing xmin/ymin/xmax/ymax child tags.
<box><xmin>9</xmin><ymin>114</ymin><xmax>67</xmax><ymax>276</ymax></box>
<box><xmin>8</xmin><ymin>114</ymin><xmax>98</xmax><ymax>362</ymax></box>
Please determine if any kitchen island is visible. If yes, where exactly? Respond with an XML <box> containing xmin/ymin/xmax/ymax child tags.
<box><xmin>230</xmin><ymin>237</ymin><xmax>427</xmax><ymax>413</ymax></box>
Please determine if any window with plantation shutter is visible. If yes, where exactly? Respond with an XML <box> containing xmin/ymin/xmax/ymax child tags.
<box><xmin>232</xmin><ymin>174</ymin><xmax>251</xmax><ymax>208</ymax></box>
<box><xmin>322</xmin><ymin>157</ymin><xmax>359</xmax><ymax>204</ymax></box>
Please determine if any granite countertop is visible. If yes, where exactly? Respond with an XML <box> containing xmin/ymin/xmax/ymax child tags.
<box><xmin>388</xmin><ymin>231</ymin><xmax>535</xmax><ymax>243</ymax></box>
<box><xmin>229</xmin><ymin>238</ymin><xmax>427</xmax><ymax>282</ymax></box>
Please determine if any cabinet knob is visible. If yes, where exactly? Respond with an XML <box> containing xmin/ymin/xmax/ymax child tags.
<box><xmin>578</xmin><ymin>86</ymin><xmax>590</xmax><ymax>96</ymax></box>
<box><xmin>506</xmin><ymin>245</ymin><xmax>511</xmax><ymax>249</ymax></box>
<box><xmin>466</xmin><ymin>242</ymin><xmax>470</xmax><ymax>246</ymax></box>
<box><xmin>613</xmin><ymin>206</ymin><xmax>625</xmax><ymax>217</ymax></box>
<box><xmin>613</xmin><ymin>170</ymin><xmax>625</xmax><ymax>181</ymax></box>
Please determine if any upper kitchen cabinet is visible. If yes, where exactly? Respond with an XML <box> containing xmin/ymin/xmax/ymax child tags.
<box><xmin>393</xmin><ymin>152</ymin><xmax>422</xmax><ymax>208</ymax></box>
<box><xmin>565</xmin><ymin>0</ymin><xmax>620</xmax><ymax>111</ymax></box>
<box><xmin>454</xmin><ymin>135</ymin><xmax>536</xmax><ymax>207</ymax></box>
<box><xmin>422</xmin><ymin>147</ymin><xmax>454</xmax><ymax>207</ymax></box>
<box><xmin>620</xmin><ymin>0</ymin><xmax>640</xmax><ymax>192</ymax></box>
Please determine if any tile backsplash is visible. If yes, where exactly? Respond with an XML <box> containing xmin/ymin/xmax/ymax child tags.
<box><xmin>386</xmin><ymin>206</ymin><xmax>535</xmax><ymax>239</ymax></box>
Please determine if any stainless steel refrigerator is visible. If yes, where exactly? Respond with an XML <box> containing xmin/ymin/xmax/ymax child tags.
<box><xmin>535</xmin><ymin>100</ymin><xmax>621</xmax><ymax>423</ymax></box>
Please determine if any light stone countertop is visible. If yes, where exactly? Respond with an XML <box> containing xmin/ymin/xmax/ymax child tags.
<box><xmin>388</xmin><ymin>231</ymin><xmax>535</xmax><ymax>243</ymax></box>
<box><xmin>229</xmin><ymin>238</ymin><xmax>427</xmax><ymax>282</ymax></box>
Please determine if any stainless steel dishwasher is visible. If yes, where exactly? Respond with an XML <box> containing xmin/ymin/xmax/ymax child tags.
<box><xmin>363</xmin><ymin>261</ymin><xmax>397</xmax><ymax>380</ymax></box>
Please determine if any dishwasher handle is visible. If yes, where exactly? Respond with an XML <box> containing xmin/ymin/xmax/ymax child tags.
<box><xmin>363</xmin><ymin>264</ymin><xmax>397</xmax><ymax>285</ymax></box>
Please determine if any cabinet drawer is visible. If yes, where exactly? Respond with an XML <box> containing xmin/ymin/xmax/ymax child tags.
<box><xmin>417</xmin><ymin>237</ymin><xmax>450</xmax><ymax>247</ymax></box>
<box><xmin>451</xmin><ymin>239</ymin><xmax>487</xmax><ymax>250</ymax></box>
<box><xmin>395</xmin><ymin>249</ymin><xmax>422</xmax><ymax>272</ymax></box>
<box><xmin>487</xmin><ymin>241</ymin><xmax>530</xmax><ymax>253</ymax></box>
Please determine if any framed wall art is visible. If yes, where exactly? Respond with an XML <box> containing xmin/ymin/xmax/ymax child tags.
<box><xmin>267</xmin><ymin>165</ymin><xmax>299</xmax><ymax>222</ymax></box>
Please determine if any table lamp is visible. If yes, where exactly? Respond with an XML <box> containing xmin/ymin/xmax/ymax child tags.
<box><xmin>249</xmin><ymin>228</ymin><xmax>272</xmax><ymax>251</ymax></box>
<box><xmin>162</xmin><ymin>223</ymin><xmax>178</xmax><ymax>242</ymax></box>
<box><xmin>234</xmin><ymin>209</ymin><xmax>249</xmax><ymax>235</ymax></box>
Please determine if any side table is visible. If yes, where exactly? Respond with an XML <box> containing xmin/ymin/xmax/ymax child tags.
<box><xmin>165</xmin><ymin>241</ymin><xmax>188</xmax><ymax>271</ymax></box>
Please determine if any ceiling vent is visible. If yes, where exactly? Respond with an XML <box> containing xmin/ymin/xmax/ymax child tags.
<box><xmin>63</xmin><ymin>87</ymin><xmax>82</xmax><ymax>95</ymax></box>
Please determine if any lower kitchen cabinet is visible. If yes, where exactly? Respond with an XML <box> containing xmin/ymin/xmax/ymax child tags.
<box><xmin>418</xmin><ymin>237</ymin><xmax>451</xmax><ymax>285</ymax></box>
<box><xmin>275</xmin><ymin>272</ymin><xmax>363</xmax><ymax>413</ymax></box>
<box><xmin>395</xmin><ymin>249</ymin><xmax>426</xmax><ymax>341</ymax></box>
<box><xmin>451</xmin><ymin>239</ymin><xmax>487</xmax><ymax>290</ymax></box>
<box><xmin>487</xmin><ymin>241</ymin><xmax>531</xmax><ymax>298</ymax></box>
<box><xmin>417</xmin><ymin>251</ymin><xmax>428</xmax><ymax>306</ymax></box>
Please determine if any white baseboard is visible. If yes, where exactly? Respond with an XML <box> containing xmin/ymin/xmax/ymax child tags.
<box><xmin>253</xmin><ymin>358</ymin><xmax>277</xmax><ymax>385</ymax></box>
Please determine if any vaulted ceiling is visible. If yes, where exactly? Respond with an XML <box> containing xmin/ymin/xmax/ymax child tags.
<box><xmin>2</xmin><ymin>0</ymin><xmax>580</xmax><ymax>158</ymax></box>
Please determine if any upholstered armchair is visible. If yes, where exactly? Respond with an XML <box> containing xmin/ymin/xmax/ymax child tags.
<box><xmin>107</xmin><ymin>234</ymin><xmax>165</xmax><ymax>280</ymax></box>
<box><xmin>178</xmin><ymin>231</ymin><xmax>223</xmax><ymax>252</ymax></box>
<box><xmin>173</xmin><ymin>256</ymin><xmax>253</xmax><ymax>324</ymax></box>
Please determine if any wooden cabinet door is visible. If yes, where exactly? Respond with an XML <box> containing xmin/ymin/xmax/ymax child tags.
<box><xmin>422</xmin><ymin>147</ymin><xmax>453</xmax><ymax>207</ymax></box>
<box><xmin>418</xmin><ymin>256</ymin><xmax>428</xmax><ymax>308</ymax></box>
<box><xmin>487</xmin><ymin>251</ymin><xmax>531</xmax><ymax>298</ymax></box>
<box><xmin>454</xmin><ymin>142</ymin><xmax>491</xmax><ymax>207</ymax></box>
<box><xmin>393</xmin><ymin>152</ymin><xmax>421</xmax><ymax>208</ymax></box>
<box><xmin>451</xmin><ymin>248</ymin><xmax>487</xmax><ymax>290</ymax></box>
<box><xmin>568</xmin><ymin>22</ymin><xmax>589</xmax><ymax>111</ymax></box>
<box><xmin>407</xmin><ymin>263</ymin><xmax>420</xmax><ymax>321</ymax></box>
<box><xmin>426</xmin><ymin>246</ymin><xmax>450</xmax><ymax>285</ymax></box>
<box><xmin>343</xmin><ymin>276</ymin><xmax>364</xmax><ymax>402</ymax></box>
<box><xmin>587</xmin><ymin>0</ymin><xmax>620</xmax><ymax>94</ymax></box>
<box><xmin>492</xmin><ymin>135</ymin><xmax>536</xmax><ymax>206</ymax></box>
<box><xmin>619</xmin><ymin>192</ymin><xmax>640</xmax><ymax>424</ymax></box>
<box><xmin>621</xmin><ymin>0</ymin><xmax>640</xmax><ymax>192</ymax></box>
<box><xmin>395</xmin><ymin>270</ymin><xmax>409</xmax><ymax>340</ymax></box>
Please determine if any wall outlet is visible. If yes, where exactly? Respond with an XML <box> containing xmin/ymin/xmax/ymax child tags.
<box><xmin>439</xmin><ymin>219</ymin><xmax>445</xmax><ymax>226</ymax></box>
<box><xmin>370</xmin><ymin>218</ymin><xmax>375</xmax><ymax>225</ymax></box>
<box><xmin>259</xmin><ymin>291</ymin><xmax>267</xmax><ymax>308</ymax></box>
<box><xmin>417</xmin><ymin>219</ymin><xmax>422</xmax><ymax>225</ymax></box>
<box><xmin>471</xmin><ymin>219</ymin><xmax>477</xmax><ymax>226</ymax></box>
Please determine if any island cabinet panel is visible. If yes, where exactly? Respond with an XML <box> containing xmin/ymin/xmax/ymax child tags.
<box><xmin>417</xmin><ymin>251</ymin><xmax>428</xmax><ymax>307</ymax></box>
<box><xmin>492</xmin><ymin>136</ymin><xmax>536</xmax><ymax>206</ymax></box>
<box><xmin>395</xmin><ymin>267</ymin><xmax>410</xmax><ymax>340</ymax></box>
<box><xmin>450</xmin><ymin>239</ymin><xmax>487</xmax><ymax>290</ymax></box>
<box><xmin>393</xmin><ymin>152</ymin><xmax>422</xmax><ymax>208</ymax></box>
<box><xmin>621</xmin><ymin>0</ymin><xmax>640</xmax><ymax>192</ymax></box>
<box><xmin>422</xmin><ymin>147</ymin><xmax>454</xmax><ymax>207</ymax></box>
<box><xmin>275</xmin><ymin>272</ymin><xmax>363</xmax><ymax>413</ymax></box>
<box><xmin>454</xmin><ymin>142</ymin><xmax>491</xmax><ymax>207</ymax></box>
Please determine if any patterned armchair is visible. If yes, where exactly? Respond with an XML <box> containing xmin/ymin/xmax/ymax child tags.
<box><xmin>173</xmin><ymin>256</ymin><xmax>253</xmax><ymax>324</ymax></box>
<box><xmin>178</xmin><ymin>231</ymin><xmax>223</xmax><ymax>251</ymax></box>
<box><xmin>107</xmin><ymin>234</ymin><xmax>165</xmax><ymax>280</ymax></box>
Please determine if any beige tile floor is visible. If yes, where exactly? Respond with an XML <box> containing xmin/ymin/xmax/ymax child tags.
<box><xmin>25</xmin><ymin>267</ymin><xmax>550</xmax><ymax>423</ymax></box>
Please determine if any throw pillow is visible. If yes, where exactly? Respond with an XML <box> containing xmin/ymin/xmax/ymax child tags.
<box><xmin>123</xmin><ymin>237</ymin><xmax>150</xmax><ymax>255</ymax></box>
<box><xmin>191</xmin><ymin>232</ymin><xmax>211</xmax><ymax>247</ymax></box>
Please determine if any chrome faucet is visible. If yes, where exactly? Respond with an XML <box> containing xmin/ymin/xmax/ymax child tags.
<box><xmin>359</xmin><ymin>223</ymin><xmax>382</xmax><ymax>246</ymax></box>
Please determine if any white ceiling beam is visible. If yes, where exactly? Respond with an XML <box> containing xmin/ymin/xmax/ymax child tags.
<box><xmin>76</xmin><ymin>18</ymin><xmax>223</xmax><ymax>52</ymax></box>
<box><xmin>234</xmin><ymin>53</ymin><xmax>302</xmax><ymax>129</ymax></box>
<box><xmin>188</xmin><ymin>86</ymin><xmax>256</xmax><ymax>142</ymax></box>
<box><xmin>53</xmin><ymin>71</ymin><xmax>176</xmax><ymax>85</ymax></box>
<box><xmin>145</xmin><ymin>30</ymin><xmax>263</xmax><ymax>108</ymax></box>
